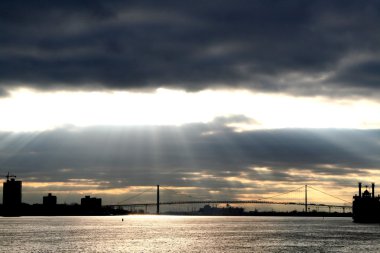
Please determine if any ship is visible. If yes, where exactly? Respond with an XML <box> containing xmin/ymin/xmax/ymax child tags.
<box><xmin>352</xmin><ymin>182</ymin><xmax>380</xmax><ymax>222</ymax></box>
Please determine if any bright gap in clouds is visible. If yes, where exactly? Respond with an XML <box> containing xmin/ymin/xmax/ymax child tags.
<box><xmin>1</xmin><ymin>88</ymin><xmax>380</xmax><ymax>132</ymax></box>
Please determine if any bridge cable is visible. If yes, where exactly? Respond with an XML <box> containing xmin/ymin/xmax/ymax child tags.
<box><xmin>160</xmin><ymin>186</ymin><xmax>206</xmax><ymax>201</ymax></box>
<box><xmin>308</xmin><ymin>186</ymin><xmax>350</xmax><ymax>204</ymax></box>
<box><xmin>257</xmin><ymin>186</ymin><xmax>304</xmax><ymax>201</ymax></box>
<box><xmin>117</xmin><ymin>188</ymin><xmax>155</xmax><ymax>205</ymax></box>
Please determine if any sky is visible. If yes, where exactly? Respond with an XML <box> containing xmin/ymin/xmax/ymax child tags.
<box><xmin>1</xmin><ymin>0</ymin><xmax>380</xmax><ymax>206</ymax></box>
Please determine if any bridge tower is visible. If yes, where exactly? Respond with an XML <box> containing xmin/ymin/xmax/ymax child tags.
<box><xmin>305</xmin><ymin>185</ymin><xmax>308</xmax><ymax>213</ymax></box>
<box><xmin>156</xmin><ymin>184</ymin><xmax>160</xmax><ymax>214</ymax></box>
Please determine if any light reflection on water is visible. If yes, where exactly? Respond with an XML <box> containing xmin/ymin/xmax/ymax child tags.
<box><xmin>0</xmin><ymin>215</ymin><xmax>380</xmax><ymax>252</ymax></box>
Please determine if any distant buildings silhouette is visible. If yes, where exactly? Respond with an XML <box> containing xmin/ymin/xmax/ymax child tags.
<box><xmin>0</xmin><ymin>174</ymin><xmax>127</xmax><ymax>216</ymax></box>
<box><xmin>199</xmin><ymin>204</ymin><xmax>244</xmax><ymax>215</ymax></box>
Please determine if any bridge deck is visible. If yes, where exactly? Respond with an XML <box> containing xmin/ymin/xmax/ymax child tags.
<box><xmin>108</xmin><ymin>200</ymin><xmax>351</xmax><ymax>209</ymax></box>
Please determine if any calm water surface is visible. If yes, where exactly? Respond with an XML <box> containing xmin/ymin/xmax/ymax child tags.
<box><xmin>1</xmin><ymin>216</ymin><xmax>380</xmax><ymax>252</ymax></box>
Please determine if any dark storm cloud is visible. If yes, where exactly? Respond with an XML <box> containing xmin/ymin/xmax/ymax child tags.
<box><xmin>331</xmin><ymin>60</ymin><xmax>380</xmax><ymax>90</ymax></box>
<box><xmin>1</xmin><ymin>0</ymin><xmax>380</xmax><ymax>96</ymax></box>
<box><xmin>1</xmin><ymin>118</ymin><xmax>380</xmax><ymax>190</ymax></box>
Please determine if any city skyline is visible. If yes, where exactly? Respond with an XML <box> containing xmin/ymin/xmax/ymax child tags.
<box><xmin>1</xmin><ymin>1</ymin><xmax>380</xmax><ymax>204</ymax></box>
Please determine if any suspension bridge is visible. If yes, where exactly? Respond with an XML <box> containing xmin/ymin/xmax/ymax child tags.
<box><xmin>107</xmin><ymin>185</ymin><xmax>352</xmax><ymax>214</ymax></box>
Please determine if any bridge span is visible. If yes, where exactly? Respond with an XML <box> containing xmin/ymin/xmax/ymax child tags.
<box><xmin>106</xmin><ymin>185</ymin><xmax>352</xmax><ymax>214</ymax></box>
<box><xmin>108</xmin><ymin>200</ymin><xmax>350</xmax><ymax>210</ymax></box>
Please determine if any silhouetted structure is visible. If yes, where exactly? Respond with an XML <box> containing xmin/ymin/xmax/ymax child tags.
<box><xmin>157</xmin><ymin>184</ymin><xmax>160</xmax><ymax>214</ymax></box>
<box><xmin>3</xmin><ymin>173</ymin><xmax>22</xmax><ymax>207</ymax></box>
<box><xmin>0</xmin><ymin>175</ymin><xmax>351</xmax><ymax>217</ymax></box>
<box><xmin>352</xmin><ymin>182</ymin><xmax>380</xmax><ymax>222</ymax></box>
<box><xmin>0</xmin><ymin>176</ymin><xmax>127</xmax><ymax>216</ymax></box>
<box><xmin>81</xmin><ymin>195</ymin><xmax>102</xmax><ymax>210</ymax></box>
<box><xmin>43</xmin><ymin>193</ymin><xmax>57</xmax><ymax>207</ymax></box>
<box><xmin>199</xmin><ymin>204</ymin><xmax>244</xmax><ymax>215</ymax></box>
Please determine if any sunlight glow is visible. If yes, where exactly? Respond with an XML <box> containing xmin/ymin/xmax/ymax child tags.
<box><xmin>1</xmin><ymin>88</ymin><xmax>380</xmax><ymax>132</ymax></box>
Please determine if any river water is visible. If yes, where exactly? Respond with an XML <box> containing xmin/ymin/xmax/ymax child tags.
<box><xmin>0</xmin><ymin>216</ymin><xmax>380</xmax><ymax>252</ymax></box>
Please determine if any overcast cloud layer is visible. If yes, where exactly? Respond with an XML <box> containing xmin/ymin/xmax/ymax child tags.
<box><xmin>1</xmin><ymin>118</ymin><xmax>379</xmax><ymax>201</ymax></box>
<box><xmin>1</xmin><ymin>0</ymin><xmax>380</xmax><ymax>97</ymax></box>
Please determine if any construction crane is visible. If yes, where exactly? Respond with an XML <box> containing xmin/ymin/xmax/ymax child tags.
<box><xmin>4</xmin><ymin>172</ymin><xmax>16</xmax><ymax>181</ymax></box>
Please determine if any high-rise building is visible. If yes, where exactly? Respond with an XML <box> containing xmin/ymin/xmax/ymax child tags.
<box><xmin>43</xmin><ymin>193</ymin><xmax>57</xmax><ymax>206</ymax></box>
<box><xmin>3</xmin><ymin>173</ymin><xmax>22</xmax><ymax>207</ymax></box>
<box><xmin>81</xmin><ymin>195</ymin><xmax>102</xmax><ymax>210</ymax></box>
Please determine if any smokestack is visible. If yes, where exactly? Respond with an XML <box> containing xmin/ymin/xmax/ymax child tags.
<box><xmin>359</xmin><ymin>182</ymin><xmax>362</xmax><ymax>198</ymax></box>
<box><xmin>372</xmin><ymin>183</ymin><xmax>375</xmax><ymax>199</ymax></box>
